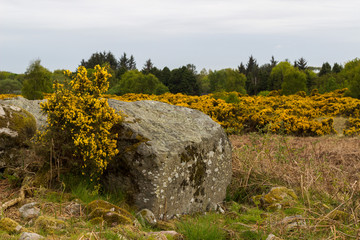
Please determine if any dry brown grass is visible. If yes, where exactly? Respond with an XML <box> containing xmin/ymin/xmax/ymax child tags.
<box><xmin>229</xmin><ymin>134</ymin><xmax>360</xmax><ymax>238</ymax></box>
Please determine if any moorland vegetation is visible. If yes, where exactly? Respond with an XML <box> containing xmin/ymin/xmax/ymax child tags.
<box><xmin>1</xmin><ymin>55</ymin><xmax>360</xmax><ymax>239</ymax></box>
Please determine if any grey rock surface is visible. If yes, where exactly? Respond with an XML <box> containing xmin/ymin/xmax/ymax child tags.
<box><xmin>0</xmin><ymin>102</ymin><xmax>37</xmax><ymax>150</ymax></box>
<box><xmin>19</xmin><ymin>202</ymin><xmax>40</xmax><ymax>220</ymax></box>
<box><xmin>136</xmin><ymin>208</ymin><xmax>157</xmax><ymax>226</ymax></box>
<box><xmin>19</xmin><ymin>232</ymin><xmax>44</xmax><ymax>240</ymax></box>
<box><xmin>0</xmin><ymin>96</ymin><xmax>46</xmax><ymax>131</ymax></box>
<box><xmin>106</xmin><ymin>100</ymin><xmax>232</xmax><ymax>219</ymax></box>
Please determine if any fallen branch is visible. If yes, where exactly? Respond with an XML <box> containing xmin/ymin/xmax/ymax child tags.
<box><xmin>0</xmin><ymin>177</ymin><xmax>32</xmax><ymax>213</ymax></box>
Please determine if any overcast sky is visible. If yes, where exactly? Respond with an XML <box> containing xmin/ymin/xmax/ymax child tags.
<box><xmin>1</xmin><ymin>0</ymin><xmax>359</xmax><ymax>74</ymax></box>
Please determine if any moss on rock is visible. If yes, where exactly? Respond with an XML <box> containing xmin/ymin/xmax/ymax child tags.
<box><xmin>34</xmin><ymin>216</ymin><xmax>68</xmax><ymax>234</ymax></box>
<box><xmin>252</xmin><ymin>187</ymin><xmax>298</xmax><ymax>211</ymax></box>
<box><xmin>0</xmin><ymin>104</ymin><xmax>36</xmax><ymax>149</ymax></box>
<box><xmin>86</xmin><ymin>200</ymin><xmax>133</xmax><ymax>226</ymax></box>
<box><xmin>88</xmin><ymin>207</ymin><xmax>133</xmax><ymax>226</ymax></box>
<box><xmin>0</xmin><ymin>217</ymin><xmax>26</xmax><ymax>234</ymax></box>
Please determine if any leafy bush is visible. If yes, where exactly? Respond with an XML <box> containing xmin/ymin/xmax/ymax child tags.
<box><xmin>40</xmin><ymin>65</ymin><xmax>122</xmax><ymax>182</ymax></box>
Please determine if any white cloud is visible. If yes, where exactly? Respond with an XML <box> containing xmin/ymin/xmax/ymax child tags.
<box><xmin>0</xmin><ymin>0</ymin><xmax>360</xmax><ymax>73</ymax></box>
<box><xmin>1</xmin><ymin>0</ymin><xmax>359</xmax><ymax>34</ymax></box>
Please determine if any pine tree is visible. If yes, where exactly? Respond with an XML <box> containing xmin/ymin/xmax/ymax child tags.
<box><xmin>295</xmin><ymin>57</ymin><xmax>308</xmax><ymax>71</ymax></box>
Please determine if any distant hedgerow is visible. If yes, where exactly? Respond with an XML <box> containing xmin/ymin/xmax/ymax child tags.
<box><xmin>40</xmin><ymin>65</ymin><xmax>122</xmax><ymax>181</ymax></box>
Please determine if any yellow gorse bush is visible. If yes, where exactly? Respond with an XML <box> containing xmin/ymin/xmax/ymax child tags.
<box><xmin>2</xmin><ymin>88</ymin><xmax>359</xmax><ymax>137</ymax></box>
<box><xmin>41</xmin><ymin>65</ymin><xmax>122</xmax><ymax>180</ymax></box>
<box><xmin>106</xmin><ymin>89</ymin><xmax>360</xmax><ymax>136</ymax></box>
<box><xmin>0</xmin><ymin>94</ymin><xmax>18</xmax><ymax>99</ymax></box>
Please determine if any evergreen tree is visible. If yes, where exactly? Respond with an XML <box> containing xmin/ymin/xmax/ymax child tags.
<box><xmin>245</xmin><ymin>55</ymin><xmax>259</xmax><ymax>95</ymax></box>
<box><xmin>257</xmin><ymin>64</ymin><xmax>272</xmax><ymax>93</ymax></box>
<box><xmin>270</xmin><ymin>56</ymin><xmax>278</xmax><ymax>67</ymax></box>
<box><xmin>128</xmin><ymin>55</ymin><xmax>136</xmax><ymax>70</ymax></box>
<box><xmin>238</xmin><ymin>63</ymin><xmax>246</xmax><ymax>75</ymax></box>
<box><xmin>332</xmin><ymin>63</ymin><xmax>343</xmax><ymax>73</ymax></box>
<box><xmin>81</xmin><ymin>51</ymin><xmax>118</xmax><ymax>70</ymax></box>
<box><xmin>319</xmin><ymin>62</ymin><xmax>332</xmax><ymax>76</ymax></box>
<box><xmin>168</xmin><ymin>66</ymin><xmax>200</xmax><ymax>95</ymax></box>
<box><xmin>295</xmin><ymin>57</ymin><xmax>308</xmax><ymax>71</ymax></box>
<box><xmin>158</xmin><ymin>67</ymin><xmax>171</xmax><ymax>86</ymax></box>
<box><xmin>142</xmin><ymin>59</ymin><xmax>154</xmax><ymax>74</ymax></box>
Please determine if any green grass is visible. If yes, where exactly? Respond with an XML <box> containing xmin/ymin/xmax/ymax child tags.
<box><xmin>61</xmin><ymin>174</ymin><xmax>126</xmax><ymax>205</ymax></box>
<box><xmin>176</xmin><ymin>213</ymin><xmax>227</xmax><ymax>240</ymax></box>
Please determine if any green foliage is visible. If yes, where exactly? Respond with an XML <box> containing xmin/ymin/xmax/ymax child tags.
<box><xmin>21</xmin><ymin>59</ymin><xmax>52</xmax><ymax>100</ymax></box>
<box><xmin>281</xmin><ymin>67</ymin><xmax>307</xmax><ymax>95</ymax></box>
<box><xmin>257</xmin><ymin>90</ymin><xmax>270</xmax><ymax>96</ymax></box>
<box><xmin>0</xmin><ymin>71</ymin><xmax>17</xmax><ymax>80</ymax></box>
<box><xmin>209</xmin><ymin>68</ymin><xmax>247</xmax><ymax>94</ymax></box>
<box><xmin>109</xmin><ymin>70</ymin><xmax>169</xmax><ymax>95</ymax></box>
<box><xmin>245</xmin><ymin>55</ymin><xmax>259</xmax><ymax>95</ymax></box>
<box><xmin>269</xmin><ymin>61</ymin><xmax>292</xmax><ymax>91</ymax></box>
<box><xmin>168</xmin><ymin>66</ymin><xmax>200</xmax><ymax>95</ymax></box>
<box><xmin>0</xmin><ymin>79</ymin><xmax>22</xmax><ymax>94</ymax></box>
<box><xmin>239</xmin><ymin>230</ymin><xmax>264</xmax><ymax>240</ymax></box>
<box><xmin>62</xmin><ymin>174</ymin><xmax>125</xmax><ymax>205</ymax></box>
<box><xmin>81</xmin><ymin>51</ymin><xmax>118</xmax><ymax>70</ymax></box>
<box><xmin>341</xmin><ymin>58</ymin><xmax>360</xmax><ymax>98</ymax></box>
<box><xmin>294</xmin><ymin>57</ymin><xmax>308</xmax><ymax>70</ymax></box>
<box><xmin>52</xmin><ymin>69</ymin><xmax>71</xmax><ymax>85</ymax></box>
<box><xmin>319</xmin><ymin>62</ymin><xmax>332</xmax><ymax>76</ymax></box>
<box><xmin>212</xmin><ymin>91</ymin><xmax>242</xmax><ymax>104</ymax></box>
<box><xmin>40</xmin><ymin>65</ymin><xmax>122</xmax><ymax>182</ymax></box>
<box><xmin>197</xmin><ymin>68</ymin><xmax>210</xmax><ymax>95</ymax></box>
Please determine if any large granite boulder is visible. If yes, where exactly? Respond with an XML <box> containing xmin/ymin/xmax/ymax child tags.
<box><xmin>106</xmin><ymin>100</ymin><xmax>232</xmax><ymax>219</ymax></box>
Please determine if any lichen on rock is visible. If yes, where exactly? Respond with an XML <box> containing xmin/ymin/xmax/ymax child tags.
<box><xmin>105</xmin><ymin>100</ymin><xmax>232</xmax><ymax>219</ymax></box>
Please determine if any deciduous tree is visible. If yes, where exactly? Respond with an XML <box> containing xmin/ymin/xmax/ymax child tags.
<box><xmin>21</xmin><ymin>60</ymin><xmax>52</xmax><ymax>99</ymax></box>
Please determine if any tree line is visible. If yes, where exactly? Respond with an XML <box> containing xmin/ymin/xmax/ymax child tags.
<box><xmin>2</xmin><ymin>51</ymin><xmax>360</xmax><ymax>99</ymax></box>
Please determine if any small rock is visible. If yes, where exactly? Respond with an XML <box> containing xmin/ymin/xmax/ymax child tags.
<box><xmin>277</xmin><ymin>215</ymin><xmax>306</xmax><ymax>230</ymax></box>
<box><xmin>266</xmin><ymin>233</ymin><xmax>283</xmax><ymax>240</ymax></box>
<box><xmin>206</xmin><ymin>202</ymin><xmax>225</xmax><ymax>213</ymax></box>
<box><xmin>136</xmin><ymin>209</ymin><xmax>157</xmax><ymax>226</ymax></box>
<box><xmin>155</xmin><ymin>220</ymin><xmax>176</xmax><ymax>230</ymax></box>
<box><xmin>19</xmin><ymin>232</ymin><xmax>44</xmax><ymax>240</ymax></box>
<box><xmin>64</xmin><ymin>201</ymin><xmax>83</xmax><ymax>216</ymax></box>
<box><xmin>19</xmin><ymin>202</ymin><xmax>40</xmax><ymax>220</ymax></box>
